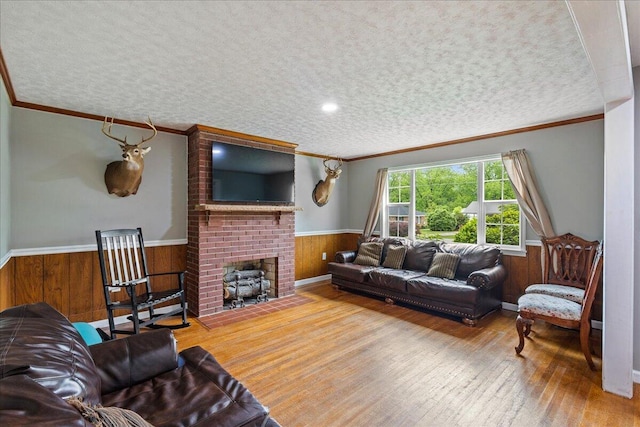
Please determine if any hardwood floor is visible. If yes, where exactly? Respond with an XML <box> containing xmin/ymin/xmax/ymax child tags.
<box><xmin>171</xmin><ymin>281</ymin><xmax>639</xmax><ymax>427</ymax></box>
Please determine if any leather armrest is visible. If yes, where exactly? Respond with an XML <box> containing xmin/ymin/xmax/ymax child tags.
<box><xmin>90</xmin><ymin>329</ymin><xmax>178</xmax><ymax>395</ymax></box>
<box><xmin>467</xmin><ymin>265</ymin><xmax>507</xmax><ymax>290</ymax></box>
<box><xmin>0</xmin><ymin>375</ymin><xmax>89</xmax><ymax>426</ymax></box>
<box><xmin>178</xmin><ymin>346</ymin><xmax>270</xmax><ymax>423</ymax></box>
<box><xmin>335</xmin><ymin>251</ymin><xmax>357</xmax><ymax>263</ymax></box>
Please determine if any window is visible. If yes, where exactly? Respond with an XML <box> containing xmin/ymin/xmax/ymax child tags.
<box><xmin>387</xmin><ymin>171</ymin><xmax>411</xmax><ymax>237</ymax></box>
<box><xmin>383</xmin><ymin>156</ymin><xmax>525</xmax><ymax>253</ymax></box>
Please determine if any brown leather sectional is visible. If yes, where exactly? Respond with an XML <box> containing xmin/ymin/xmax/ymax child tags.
<box><xmin>0</xmin><ymin>302</ymin><xmax>280</xmax><ymax>426</ymax></box>
<box><xmin>328</xmin><ymin>237</ymin><xmax>507</xmax><ymax>326</ymax></box>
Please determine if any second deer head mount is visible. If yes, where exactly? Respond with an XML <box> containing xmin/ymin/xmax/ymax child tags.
<box><xmin>312</xmin><ymin>158</ymin><xmax>343</xmax><ymax>207</ymax></box>
<box><xmin>101</xmin><ymin>116</ymin><xmax>157</xmax><ymax>197</ymax></box>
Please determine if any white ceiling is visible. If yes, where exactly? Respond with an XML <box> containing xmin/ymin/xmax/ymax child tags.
<box><xmin>0</xmin><ymin>1</ymin><xmax>636</xmax><ymax>159</ymax></box>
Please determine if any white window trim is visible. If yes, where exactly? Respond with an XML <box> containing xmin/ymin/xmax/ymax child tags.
<box><xmin>383</xmin><ymin>155</ymin><xmax>527</xmax><ymax>255</ymax></box>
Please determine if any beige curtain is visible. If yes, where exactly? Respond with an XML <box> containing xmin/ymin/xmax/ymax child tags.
<box><xmin>501</xmin><ymin>149</ymin><xmax>555</xmax><ymax>238</ymax></box>
<box><xmin>363</xmin><ymin>168</ymin><xmax>388</xmax><ymax>238</ymax></box>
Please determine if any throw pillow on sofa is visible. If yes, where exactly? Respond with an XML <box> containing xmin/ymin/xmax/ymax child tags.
<box><xmin>72</xmin><ymin>322</ymin><xmax>103</xmax><ymax>346</ymax></box>
<box><xmin>426</xmin><ymin>253</ymin><xmax>460</xmax><ymax>279</ymax></box>
<box><xmin>354</xmin><ymin>242</ymin><xmax>384</xmax><ymax>266</ymax></box>
<box><xmin>381</xmin><ymin>244</ymin><xmax>408</xmax><ymax>269</ymax></box>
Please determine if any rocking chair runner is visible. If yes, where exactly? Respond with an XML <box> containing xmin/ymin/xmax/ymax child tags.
<box><xmin>515</xmin><ymin>243</ymin><xmax>603</xmax><ymax>370</ymax></box>
<box><xmin>95</xmin><ymin>228</ymin><xmax>189</xmax><ymax>339</ymax></box>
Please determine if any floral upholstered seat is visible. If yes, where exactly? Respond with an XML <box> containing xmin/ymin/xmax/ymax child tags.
<box><xmin>517</xmin><ymin>293</ymin><xmax>581</xmax><ymax>321</ymax></box>
<box><xmin>524</xmin><ymin>284</ymin><xmax>585</xmax><ymax>304</ymax></box>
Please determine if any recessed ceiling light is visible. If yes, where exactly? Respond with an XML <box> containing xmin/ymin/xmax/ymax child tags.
<box><xmin>321</xmin><ymin>102</ymin><xmax>339</xmax><ymax>113</ymax></box>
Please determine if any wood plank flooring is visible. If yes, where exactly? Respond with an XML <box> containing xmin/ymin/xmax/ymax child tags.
<box><xmin>171</xmin><ymin>281</ymin><xmax>639</xmax><ymax>427</ymax></box>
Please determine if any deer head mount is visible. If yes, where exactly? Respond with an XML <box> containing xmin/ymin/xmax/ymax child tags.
<box><xmin>101</xmin><ymin>116</ymin><xmax>157</xmax><ymax>197</ymax></box>
<box><xmin>312</xmin><ymin>158</ymin><xmax>343</xmax><ymax>207</ymax></box>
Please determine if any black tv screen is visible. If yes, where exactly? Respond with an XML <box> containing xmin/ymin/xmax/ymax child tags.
<box><xmin>211</xmin><ymin>141</ymin><xmax>295</xmax><ymax>204</ymax></box>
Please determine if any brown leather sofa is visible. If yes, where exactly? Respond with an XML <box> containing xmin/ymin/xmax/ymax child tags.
<box><xmin>0</xmin><ymin>302</ymin><xmax>279</xmax><ymax>426</ymax></box>
<box><xmin>328</xmin><ymin>237</ymin><xmax>507</xmax><ymax>326</ymax></box>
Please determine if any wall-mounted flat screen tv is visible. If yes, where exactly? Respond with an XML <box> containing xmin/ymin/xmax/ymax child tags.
<box><xmin>211</xmin><ymin>141</ymin><xmax>295</xmax><ymax>204</ymax></box>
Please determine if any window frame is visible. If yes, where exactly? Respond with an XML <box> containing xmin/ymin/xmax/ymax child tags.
<box><xmin>383</xmin><ymin>154</ymin><xmax>526</xmax><ymax>256</ymax></box>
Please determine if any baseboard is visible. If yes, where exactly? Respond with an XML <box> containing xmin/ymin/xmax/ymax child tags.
<box><xmin>591</xmin><ymin>320</ymin><xmax>603</xmax><ymax>330</ymax></box>
<box><xmin>295</xmin><ymin>274</ymin><xmax>331</xmax><ymax>287</ymax></box>
<box><xmin>502</xmin><ymin>302</ymin><xmax>519</xmax><ymax>312</ymax></box>
<box><xmin>89</xmin><ymin>303</ymin><xmax>184</xmax><ymax>329</ymax></box>
<box><xmin>634</xmin><ymin>370</ymin><xmax>640</xmax><ymax>384</ymax></box>
<box><xmin>0</xmin><ymin>251</ymin><xmax>10</xmax><ymax>269</ymax></box>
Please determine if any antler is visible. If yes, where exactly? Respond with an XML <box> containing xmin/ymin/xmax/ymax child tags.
<box><xmin>102</xmin><ymin>116</ymin><xmax>127</xmax><ymax>146</ymax></box>
<box><xmin>139</xmin><ymin>117</ymin><xmax>157</xmax><ymax>146</ymax></box>
<box><xmin>101</xmin><ymin>116</ymin><xmax>157</xmax><ymax>147</ymax></box>
<box><xmin>323</xmin><ymin>158</ymin><xmax>343</xmax><ymax>171</ymax></box>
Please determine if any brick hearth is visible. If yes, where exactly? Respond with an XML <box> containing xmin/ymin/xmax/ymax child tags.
<box><xmin>186</xmin><ymin>126</ymin><xmax>297</xmax><ymax>317</ymax></box>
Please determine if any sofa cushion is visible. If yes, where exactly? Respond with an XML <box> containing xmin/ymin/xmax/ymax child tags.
<box><xmin>328</xmin><ymin>262</ymin><xmax>377</xmax><ymax>283</ymax></box>
<box><xmin>369</xmin><ymin>268</ymin><xmax>424</xmax><ymax>292</ymax></box>
<box><xmin>403</xmin><ymin>240</ymin><xmax>437</xmax><ymax>272</ymax></box>
<box><xmin>0</xmin><ymin>303</ymin><xmax>102</xmax><ymax>405</ymax></box>
<box><xmin>426</xmin><ymin>253</ymin><xmax>460</xmax><ymax>279</ymax></box>
<box><xmin>354</xmin><ymin>242</ymin><xmax>383</xmax><ymax>266</ymax></box>
<box><xmin>406</xmin><ymin>276</ymin><xmax>479</xmax><ymax>306</ymax></box>
<box><xmin>438</xmin><ymin>242</ymin><xmax>500</xmax><ymax>278</ymax></box>
<box><xmin>381</xmin><ymin>245</ymin><xmax>407</xmax><ymax>269</ymax></box>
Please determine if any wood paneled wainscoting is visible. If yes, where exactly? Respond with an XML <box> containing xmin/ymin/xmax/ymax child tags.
<box><xmin>0</xmin><ymin>244</ymin><xmax>186</xmax><ymax>323</ymax></box>
<box><xmin>294</xmin><ymin>232</ymin><xmax>360</xmax><ymax>281</ymax></box>
<box><xmin>0</xmin><ymin>237</ymin><xmax>602</xmax><ymax>322</ymax></box>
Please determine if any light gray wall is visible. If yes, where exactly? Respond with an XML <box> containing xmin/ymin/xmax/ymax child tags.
<box><xmin>10</xmin><ymin>108</ymin><xmax>187</xmax><ymax>249</ymax></box>
<box><xmin>295</xmin><ymin>154</ymin><xmax>349</xmax><ymax>233</ymax></box>
<box><xmin>7</xmin><ymin>108</ymin><xmax>349</xmax><ymax>248</ymax></box>
<box><xmin>7</xmin><ymin>107</ymin><xmax>349</xmax><ymax>250</ymax></box>
<box><xmin>347</xmin><ymin>119</ymin><xmax>604</xmax><ymax>242</ymax></box>
<box><xmin>633</xmin><ymin>65</ymin><xmax>639</xmax><ymax>374</ymax></box>
<box><xmin>0</xmin><ymin>78</ymin><xmax>11</xmax><ymax>261</ymax></box>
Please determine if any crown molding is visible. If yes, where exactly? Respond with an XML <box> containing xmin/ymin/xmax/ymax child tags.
<box><xmin>0</xmin><ymin>47</ymin><xmax>17</xmax><ymax>104</ymax></box>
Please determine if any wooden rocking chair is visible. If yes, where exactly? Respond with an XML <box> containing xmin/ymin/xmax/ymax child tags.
<box><xmin>96</xmin><ymin>228</ymin><xmax>190</xmax><ymax>339</ymax></box>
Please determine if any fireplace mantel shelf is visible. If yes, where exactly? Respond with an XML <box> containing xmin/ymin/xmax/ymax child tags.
<box><xmin>195</xmin><ymin>204</ymin><xmax>302</xmax><ymax>213</ymax></box>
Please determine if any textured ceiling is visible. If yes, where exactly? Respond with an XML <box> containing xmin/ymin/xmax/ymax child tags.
<box><xmin>0</xmin><ymin>1</ymin><xmax>620</xmax><ymax>159</ymax></box>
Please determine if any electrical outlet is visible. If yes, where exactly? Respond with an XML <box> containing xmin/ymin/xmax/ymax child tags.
<box><xmin>322</xmin><ymin>252</ymin><xmax>327</xmax><ymax>260</ymax></box>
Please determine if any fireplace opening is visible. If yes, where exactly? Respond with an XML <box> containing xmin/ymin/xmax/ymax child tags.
<box><xmin>222</xmin><ymin>258</ymin><xmax>277</xmax><ymax>309</ymax></box>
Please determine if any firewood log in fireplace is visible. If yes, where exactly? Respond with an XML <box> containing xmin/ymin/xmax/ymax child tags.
<box><xmin>223</xmin><ymin>269</ymin><xmax>271</xmax><ymax>307</ymax></box>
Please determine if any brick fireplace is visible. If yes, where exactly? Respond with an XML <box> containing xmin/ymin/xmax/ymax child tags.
<box><xmin>186</xmin><ymin>125</ymin><xmax>297</xmax><ymax>317</ymax></box>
